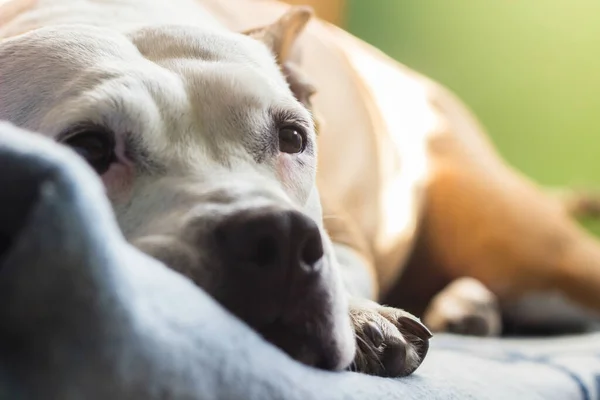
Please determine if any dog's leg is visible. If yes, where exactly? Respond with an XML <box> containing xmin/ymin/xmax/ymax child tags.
<box><xmin>422</xmin><ymin>277</ymin><xmax>501</xmax><ymax>336</ymax></box>
<box><xmin>426</xmin><ymin>165</ymin><xmax>600</xmax><ymax>332</ymax></box>
<box><xmin>323</xmin><ymin>198</ymin><xmax>431</xmax><ymax>376</ymax></box>
<box><xmin>421</xmin><ymin>82</ymin><xmax>600</xmax><ymax>331</ymax></box>
<box><xmin>431</xmin><ymin>163</ymin><xmax>600</xmax><ymax>315</ymax></box>
<box><xmin>322</xmin><ymin>198</ymin><xmax>378</xmax><ymax>300</ymax></box>
<box><xmin>548</xmin><ymin>233</ymin><xmax>600</xmax><ymax>313</ymax></box>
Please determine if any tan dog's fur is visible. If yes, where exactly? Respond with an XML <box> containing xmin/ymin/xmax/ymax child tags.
<box><xmin>3</xmin><ymin>0</ymin><xmax>600</xmax><ymax>378</ymax></box>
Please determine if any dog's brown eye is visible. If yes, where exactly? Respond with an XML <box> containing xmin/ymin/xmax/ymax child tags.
<box><xmin>278</xmin><ymin>126</ymin><xmax>305</xmax><ymax>154</ymax></box>
<box><xmin>62</xmin><ymin>127</ymin><xmax>115</xmax><ymax>174</ymax></box>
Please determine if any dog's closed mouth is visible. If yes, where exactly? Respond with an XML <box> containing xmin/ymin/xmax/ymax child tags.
<box><xmin>248</xmin><ymin>278</ymin><xmax>346</xmax><ymax>371</ymax></box>
<box><xmin>259</xmin><ymin>319</ymin><xmax>341</xmax><ymax>370</ymax></box>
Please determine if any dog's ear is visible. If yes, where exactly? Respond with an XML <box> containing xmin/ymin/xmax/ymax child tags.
<box><xmin>243</xmin><ymin>7</ymin><xmax>322</xmax><ymax>131</ymax></box>
<box><xmin>243</xmin><ymin>6</ymin><xmax>313</xmax><ymax>65</ymax></box>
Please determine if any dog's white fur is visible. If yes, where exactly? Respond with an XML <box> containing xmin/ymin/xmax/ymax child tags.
<box><xmin>1</xmin><ymin>0</ymin><xmax>358</xmax><ymax>370</ymax></box>
<box><xmin>0</xmin><ymin>0</ymin><xmax>428</xmax><ymax>375</ymax></box>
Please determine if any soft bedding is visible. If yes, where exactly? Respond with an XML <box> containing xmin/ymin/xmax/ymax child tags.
<box><xmin>1</xmin><ymin>122</ymin><xmax>600</xmax><ymax>400</ymax></box>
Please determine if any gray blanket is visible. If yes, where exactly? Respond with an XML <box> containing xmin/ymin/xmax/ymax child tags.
<box><xmin>2</xmin><ymin>121</ymin><xmax>600</xmax><ymax>400</ymax></box>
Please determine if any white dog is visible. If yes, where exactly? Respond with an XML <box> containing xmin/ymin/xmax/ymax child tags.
<box><xmin>0</xmin><ymin>0</ymin><xmax>431</xmax><ymax>377</ymax></box>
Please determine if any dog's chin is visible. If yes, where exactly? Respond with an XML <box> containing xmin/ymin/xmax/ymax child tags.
<box><xmin>258</xmin><ymin>319</ymin><xmax>355</xmax><ymax>371</ymax></box>
<box><xmin>131</xmin><ymin>234</ymin><xmax>356</xmax><ymax>371</ymax></box>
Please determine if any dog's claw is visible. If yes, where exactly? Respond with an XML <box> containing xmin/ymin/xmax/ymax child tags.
<box><xmin>398</xmin><ymin>314</ymin><xmax>433</xmax><ymax>339</ymax></box>
<box><xmin>363</xmin><ymin>321</ymin><xmax>384</xmax><ymax>347</ymax></box>
<box><xmin>397</xmin><ymin>315</ymin><xmax>432</xmax><ymax>367</ymax></box>
<box><xmin>380</xmin><ymin>336</ymin><xmax>408</xmax><ymax>377</ymax></box>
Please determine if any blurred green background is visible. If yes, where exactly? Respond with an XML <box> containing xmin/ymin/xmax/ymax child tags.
<box><xmin>346</xmin><ymin>0</ymin><xmax>600</xmax><ymax>189</ymax></box>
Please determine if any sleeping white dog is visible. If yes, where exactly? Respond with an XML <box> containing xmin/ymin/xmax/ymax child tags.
<box><xmin>0</xmin><ymin>0</ymin><xmax>431</xmax><ymax>377</ymax></box>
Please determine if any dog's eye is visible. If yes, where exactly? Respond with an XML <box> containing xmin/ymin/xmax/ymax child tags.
<box><xmin>278</xmin><ymin>126</ymin><xmax>306</xmax><ymax>154</ymax></box>
<box><xmin>62</xmin><ymin>127</ymin><xmax>115</xmax><ymax>174</ymax></box>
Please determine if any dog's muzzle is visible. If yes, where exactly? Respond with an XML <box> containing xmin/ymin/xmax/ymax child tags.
<box><xmin>130</xmin><ymin>178</ymin><xmax>354</xmax><ymax>371</ymax></box>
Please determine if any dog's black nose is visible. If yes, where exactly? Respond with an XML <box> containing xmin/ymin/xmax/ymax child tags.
<box><xmin>215</xmin><ymin>208</ymin><xmax>324</xmax><ymax>274</ymax></box>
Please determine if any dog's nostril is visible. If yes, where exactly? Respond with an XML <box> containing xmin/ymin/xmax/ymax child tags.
<box><xmin>300</xmin><ymin>231</ymin><xmax>324</xmax><ymax>270</ymax></box>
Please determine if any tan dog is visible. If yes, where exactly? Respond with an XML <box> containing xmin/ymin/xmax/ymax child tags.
<box><xmin>2</xmin><ymin>0</ymin><xmax>599</xmax><ymax>380</ymax></box>
<box><xmin>0</xmin><ymin>0</ymin><xmax>432</xmax><ymax>378</ymax></box>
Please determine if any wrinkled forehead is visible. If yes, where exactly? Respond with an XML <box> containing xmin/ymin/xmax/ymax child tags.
<box><xmin>128</xmin><ymin>24</ymin><xmax>294</xmax><ymax>104</ymax></box>
<box><xmin>1</xmin><ymin>25</ymin><xmax>309</xmax><ymax>164</ymax></box>
<box><xmin>126</xmin><ymin>25</ymin><xmax>307</xmax><ymax>165</ymax></box>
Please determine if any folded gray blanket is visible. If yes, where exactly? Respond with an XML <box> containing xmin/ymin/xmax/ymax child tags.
<box><xmin>2</xmin><ymin>121</ymin><xmax>600</xmax><ymax>400</ymax></box>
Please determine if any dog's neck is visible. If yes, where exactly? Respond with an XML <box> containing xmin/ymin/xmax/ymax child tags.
<box><xmin>0</xmin><ymin>0</ymin><xmax>228</xmax><ymax>38</ymax></box>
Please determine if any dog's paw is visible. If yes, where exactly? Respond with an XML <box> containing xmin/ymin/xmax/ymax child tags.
<box><xmin>348</xmin><ymin>299</ymin><xmax>432</xmax><ymax>377</ymax></box>
<box><xmin>423</xmin><ymin>277</ymin><xmax>501</xmax><ymax>336</ymax></box>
